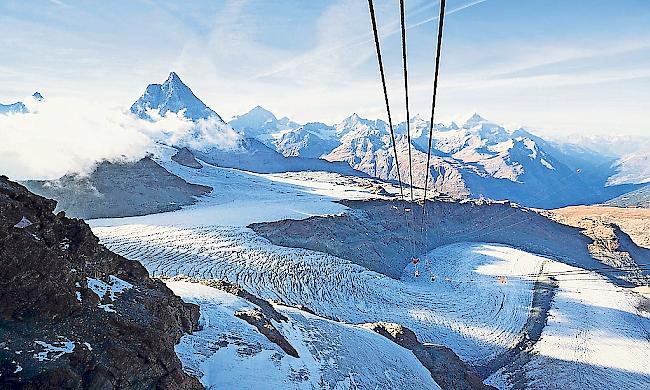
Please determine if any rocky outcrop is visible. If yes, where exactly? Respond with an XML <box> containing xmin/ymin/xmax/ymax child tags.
<box><xmin>549</xmin><ymin>206</ymin><xmax>650</xmax><ymax>284</ymax></box>
<box><xmin>24</xmin><ymin>157</ymin><xmax>212</xmax><ymax>219</ymax></box>
<box><xmin>167</xmin><ymin>277</ymin><xmax>299</xmax><ymax>358</ymax></box>
<box><xmin>171</xmin><ymin>148</ymin><xmax>202</xmax><ymax>169</ymax></box>
<box><xmin>363</xmin><ymin>322</ymin><xmax>494</xmax><ymax>390</ymax></box>
<box><xmin>0</xmin><ymin>176</ymin><xmax>202</xmax><ymax>389</ymax></box>
<box><xmin>197</xmin><ymin>279</ymin><xmax>287</xmax><ymax>323</ymax></box>
<box><xmin>250</xmin><ymin>199</ymin><xmax>628</xmax><ymax>284</ymax></box>
<box><xmin>234</xmin><ymin>309</ymin><xmax>299</xmax><ymax>358</ymax></box>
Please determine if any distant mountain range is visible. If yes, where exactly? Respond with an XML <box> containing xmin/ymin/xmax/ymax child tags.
<box><xmin>14</xmin><ymin>72</ymin><xmax>650</xmax><ymax>211</ymax></box>
<box><xmin>227</xmin><ymin>97</ymin><xmax>643</xmax><ymax>208</ymax></box>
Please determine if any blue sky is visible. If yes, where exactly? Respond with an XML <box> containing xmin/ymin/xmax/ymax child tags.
<box><xmin>1</xmin><ymin>0</ymin><xmax>649</xmax><ymax>135</ymax></box>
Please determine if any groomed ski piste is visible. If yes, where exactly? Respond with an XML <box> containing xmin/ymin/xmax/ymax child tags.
<box><xmin>91</xmin><ymin>145</ymin><xmax>650</xmax><ymax>389</ymax></box>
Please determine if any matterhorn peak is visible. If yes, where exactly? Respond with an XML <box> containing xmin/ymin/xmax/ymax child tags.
<box><xmin>162</xmin><ymin>71</ymin><xmax>191</xmax><ymax>94</ymax></box>
<box><xmin>166</xmin><ymin>71</ymin><xmax>181</xmax><ymax>82</ymax></box>
<box><xmin>130</xmin><ymin>71</ymin><xmax>222</xmax><ymax>122</ymax></box>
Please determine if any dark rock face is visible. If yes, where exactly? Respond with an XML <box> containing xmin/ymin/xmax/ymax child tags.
<box><xmin>0</xmin><ymin>177</ymin><xmax>202</xmax><ymax>389</ymax></box>
<box><xmin>23</xmin><ymin>157</ymin><xmax>212</xmax><ymax>219</ymax></box>
<box><xmin>234</xmin><ymin>309</ymin><xmax>299</xmax><ymax>358</ymax></box>
<box><xmin>364</xmin><ymin>322</ymin><xmax>494</xmax><ymax>390</ymax></box>
<box><xmin>250</xmin><ymin>199</ymin><xmax>632</xmax><ymax>286</ymax></box>
<box><xmin>171</xmin><ymin>148</ymin><xmax>202</xmax><ymax>169</ymax></box>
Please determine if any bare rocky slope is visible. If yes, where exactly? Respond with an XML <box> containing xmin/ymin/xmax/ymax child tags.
<box><xmin>0</xmin><ymin>176</ymin><xmax>202</xmax><ymax>389</ymax></box>
<box><xmin>606</xmin><ymin>184</ymin><xmax>650</xmax><ymax>208</ymax></box>
<box><xmin>23</xmin><ymin>157</ymin><xmax>212</xmax><ymax>219</ymax></box>
<box><xmin>549</xmin><ymin>206</ymin><xmax>650</xmax><ymax>284</ymax></box>
<box><xmin>250</xmin><ymin>199</ymin><xmax>646</xmax><ymax>286</ymax></box>
<box><xmin>550</xmin><ymin>206</ymin><xmax>650</xmax><ymax>249</ymax></box>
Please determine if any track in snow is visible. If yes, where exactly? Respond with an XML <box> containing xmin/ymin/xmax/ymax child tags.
<box><xmin>486</xmin><ymin>261</ymin><xmax>650</xmax><ymax>389</ymax></box>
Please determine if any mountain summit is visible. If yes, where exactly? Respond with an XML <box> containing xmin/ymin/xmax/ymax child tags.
<box><xmin>130</xmin><ymin>72</ymin><xmax>223</xmax><ymax>122</ymax></box>
<box><xmin>462</xmin><ymin>113</ymin><xmax>488</xmax><ymax>129</ymax></box>
<box><xmin>229</xmin><ymin>105</ymin><xmax>300</xmax><ymax>142</ymax></box>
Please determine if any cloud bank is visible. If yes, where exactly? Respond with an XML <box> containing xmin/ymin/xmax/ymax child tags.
<box><xmin>0</xmin><ymin>97</ymin><xmax>240</xmax><ymax>181</ymax></box>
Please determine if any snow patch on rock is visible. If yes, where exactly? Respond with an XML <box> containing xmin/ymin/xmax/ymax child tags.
<box><xmin>13</xmin><ymin>216</ymin><xmax>32</xmax><ymax>229</ymax></box>
<box><xmin>86</xmin><ymin>275</ymin><xmax>133</xmax><ymax>312</ymax></box>
<box><xmin>33</xmin><ymin>338</ymin><xmax>75</xmax><ymax>362</ymax></box>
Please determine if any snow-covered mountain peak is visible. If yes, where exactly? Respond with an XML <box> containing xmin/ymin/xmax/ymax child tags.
<box><xmin>343</xmin><ymin>113</ymin><xmax>362</xmax><ymax>126</ymax></box>
<box><xmin>0</xmin><ymin>100</ymin><xmax>28</xmax><ymax>115</ymax></box>
<box><xmin>130</xmin><ymin>72</ymin><xmax>222</xmax><ymax>122</ymax></box>
<box><xmin>165</xmin><ymin>71</ymin><xmax>182</xmax><ymax>84</ymax></box>
<box><xmin>335</xmin><ymin>113</ymin><xmax>387</xmax><ymax>139</ymax></box>
<box><xmin>462</xmin><ymin>113</ymin><xmax>487</xmax><ymax>128</ymax></box>
<box><xmin>160</xmin><ymin>72</ymin><xmax>197</xmax><ymax>103</ymax></box>
<box><xmin>411</xmin><ymin>113</ymin><xmax>425</xmax><ymax>123</ymax></box>
<box><xmin>229</xmin><ymin>106</ymin><xmax>300</xmax><ymax>142</ymax></box>
<box><xmin>250</xmin><ymin>105</ymin><xmax>277</xmax><ymax>121</ymax></box>
<box><xmin>230</xmin><ymin>105</ymin><xmax>273</xmax><ymax>121</ymax></box>
<box><xmin>32</xmin><ymin>92</ymin><xmax>44</xmax><ymax>101</ymax></box>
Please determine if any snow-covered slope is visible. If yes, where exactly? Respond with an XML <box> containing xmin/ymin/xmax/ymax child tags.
<box><xmin>94</xmin><ymin>223</ymin><xmax>544</xmax><ymax>370</ymax></box>
<box><xmin>487</xmin><ymin>261</ymin><xmax>650</xmax><ymax>389</ymax></box>
<box><xmin>167</xmin><ymin>280</ymin><xmax>441</xmax><ymax>390</ymax></box>
<box><xmin>88</xmin><ymin>151</ymin><xmax>650</xmax><ymax>389</ymax></box>
<box><xmin>95</xmin><ymin>220</ymin><xmax>650</xmax><ymax>389</ymax></box>
<box><xmin>607</xmin><ymin>151</ymin><xmax>650</xmax><ymax>186</ymax></box>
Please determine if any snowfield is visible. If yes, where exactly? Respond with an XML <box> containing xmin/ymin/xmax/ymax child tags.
<box><xmin>96</xmin><ymin>223</ymin><xmax>543</xmax><ymax>368</ymax></box>
<box><xmin>487</xmin><ymin>261</ymin><xmax>650</xmax><ymax>389</ymax></box>
<box><xmin>89</xmin><ymin>145</ymin><xmax>390</xmax><ymax>229</ymax></box>
<box><xmin>91</xmin><ymin>149</ymin><xmax>650</xmax><ymax>389</ymax></box>
<box><xmin>166</xmin><ymin>281</ymin><xmax>441</xmax><ymax>390</ymax></box>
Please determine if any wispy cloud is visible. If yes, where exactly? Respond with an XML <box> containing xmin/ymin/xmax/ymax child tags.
<box><xmin>254</xmin><ymin>0</ymin><xmax>489</xmax><ymax>81</ymax></box>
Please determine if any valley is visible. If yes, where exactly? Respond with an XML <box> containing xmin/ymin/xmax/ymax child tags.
<box><xmin>86</xmin><ymin>146</ymin><xmax>650</xmax><ymax>389</ymax></box>
<box><xmin>3</xmin><ymin>2</ymin><xmax>650</xmax><ymax>389</ymax></box>
<box><xmin>3</xmin><ymin>73</ymin><xmax>649</xmax><ymax>389</ymax></box>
